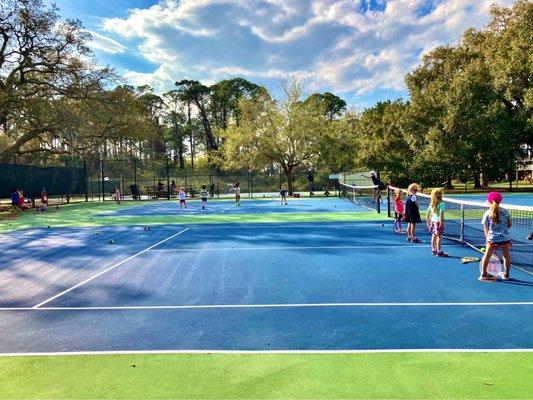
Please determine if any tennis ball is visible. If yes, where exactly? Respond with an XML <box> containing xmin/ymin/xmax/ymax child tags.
<box><xmin>480</xmin><ymin>247</ymin><xmax>486</xmax><ymax>253</ymax></box>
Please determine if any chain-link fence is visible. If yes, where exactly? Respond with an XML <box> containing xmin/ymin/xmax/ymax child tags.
<box><xmin>1</xmin><ymin>156</ymin><xmax>356</xmax><ymax>203</ymax></box>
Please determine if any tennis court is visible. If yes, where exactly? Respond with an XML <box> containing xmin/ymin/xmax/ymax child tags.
<box><xmin>1</xmin><ymin>196</ymin><xmax>533</xmax><ymax>354</ymax></box>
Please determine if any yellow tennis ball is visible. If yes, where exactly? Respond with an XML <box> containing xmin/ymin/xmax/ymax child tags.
<box><xmin>480</xmin><ymin>247</ymin><xmax>486</xmax><ymax>253</ymax></box>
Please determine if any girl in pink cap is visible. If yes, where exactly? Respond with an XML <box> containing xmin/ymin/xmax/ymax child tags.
<box><xmin>479</xmin><ymin>191</ymin><xmax>512</xmax><ymax>281</ymax></box>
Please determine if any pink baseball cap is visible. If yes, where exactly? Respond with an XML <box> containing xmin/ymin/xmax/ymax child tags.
<box><xmin>487</xmin><ymin>191</ymin><xmax>503</xmax><ymax>204</ymax></box>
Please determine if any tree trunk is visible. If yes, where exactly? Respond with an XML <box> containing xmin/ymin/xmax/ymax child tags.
<box><xmin>187</xmin><ymin>102</ymin><xmax>194</xmax><ymax>169</ymax></box>
<box><xmin>196</xmin><ymin>100</ymin><xmax>217</xmax><ymax>151</ymax></box>
<box><xmin>172</xmin><ymin>118</ymin><xmax>185</xmax><ymax>168</ymax></box>
<box><xmin>481</xmin><ymin>172</ymin><xmax>489</xmax><ymax>187</ymax></box>
<box><xmin>444</xmin><ymin>178</ymin><xmax>454</xmax><ymax>189</ymax></box>
<box><xmin>282</xmin><ymin>164</ymin><xmax>294</xmax><ymax>195</ymax></box>
<box><xmin>473</xmin><ymin>172</ymin><xmax>482</xmax><ymax>189</ymax></box>
<box><xmin>189</xmin><ymin>133</ymin><xmax>194</xmax><ymax>169</ymax></box>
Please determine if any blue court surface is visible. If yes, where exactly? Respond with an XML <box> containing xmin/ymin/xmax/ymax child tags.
<box><xmin>449</xmin><ymin>193</ymin><xmax>533</xmax><ymax>207</ymax></box>
<box><xmin>1</xmin><ymin>198</ymin><xmax>533</xmax><ymax>354</ymax></box>
<box><xmin>97</xmin><ymin>196</ymin><xmax>370</xmax><ymax>216</ymax></box>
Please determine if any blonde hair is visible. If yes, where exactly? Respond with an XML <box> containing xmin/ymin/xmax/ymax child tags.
<box><xmin>489</xmin><ymin>201</ymin><xmax>500</xmax><ymax>224</ymax></box>
<box><xmin>429</xmin><ymin>189</ymin><xmax>443</xmax><ymax>215</ymax></box>
<box><xmin>407</xmin><ymin>183</ymin><xmax>419</xmax><ymax>194</ymax></box>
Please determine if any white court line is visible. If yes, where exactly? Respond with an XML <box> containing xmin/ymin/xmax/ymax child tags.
<box><xmin>1</xmin><ymin>348</ymin><xmax>533</xmax><ymax>357</ymax></box>
<box><xmin>187</xmin><ymin>222</ymin><xmax>387</xmax><ymax>229</ymax></box>
<box><xmin>219</xmin><ymin>203</ymin><xmax>236</xmax><ymax>213</ymax></box>
<box><xmin>32</xmin><ymin>228</ymin><xmax>190</xmax><ymax>309</ymax></box>
<box><xmin>149</xmin><ymin>244</ymin><xmax>465</xmax><ymax>252</ymax></box>
<box><xmin>3</xmin><ymin>301</ymin><xmax>533</xmax><ymax>312</ymax></box>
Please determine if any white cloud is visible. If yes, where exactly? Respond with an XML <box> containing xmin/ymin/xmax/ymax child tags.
<box><xmin>100</xmin><ymin>0</ymin><xmax>517</xmax><ymax>104</ymax></box>
<box><xmin>86</xmin><ymin>30</ymin><xmax>128</xmax><ymax>54</ymax></box>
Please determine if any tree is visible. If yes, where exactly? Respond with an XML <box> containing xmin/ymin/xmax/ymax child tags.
<box><xmin>354</xmin><ymin>100</ymin><xmax>413</xmax><ymax>184</ymax></box>
<box><xmin>304</xmin><ymin>92</ymin><xmax>347</xmax><ymax>121</ymax></box>
<box><xmin>220</xmin><ymin>79</ymin><xmax>331</xmax><ymax>194</ymax></box>
<box><xmin>163</xmin><ymin>90</ymin><xmax>186</xmax><ymax>167</ymax></box>
<box><xmin>175</xmin><ymin>79</ymin><xmax>217</xmax><ymax>152</ymax></box>
<box><xmin>209</xmin><ymin>77</ymin><xmax>264</xmax><ymax>130</ymax></box>
<box><xmin>0</xmin><ymin>0</ymin><xmax>112</xmax><ymax>160</ymax></box>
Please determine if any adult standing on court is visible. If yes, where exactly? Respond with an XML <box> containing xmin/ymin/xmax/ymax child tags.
<box><xmin>363</xmin><ymin>170</ymin><xmax>381</xmax><ymax>204</ymax></box>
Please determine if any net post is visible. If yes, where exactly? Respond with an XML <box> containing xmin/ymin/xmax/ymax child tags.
<box><xmin>387</xmin><ymin>186</ymin><xmax>390</xmax><ymax>218</ymax></box>
<box><xmin>460</xmin><ymin>203</ymin><xmax>465</xmax><ymax>243</ymax></box>
<box><xmin>376</xmin><ymin>170</ymin><xmax>381</xmax><ymax>213</ymax></box>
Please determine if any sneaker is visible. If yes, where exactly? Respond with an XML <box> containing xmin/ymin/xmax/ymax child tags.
<box><xmin>437</xmin><ymin>251</ymin><xmax>449</xmax><ymax>257</ymax></box>
<box><xmin>406</xmin><ymin>237</ymin><xmax>412</xmax><ymax>242</ymax></box>
<box><xmin>499</xmin><ymin>272</ymin><xmax>510</xmax><ymax>280</ymax></box>
<box><xmin>411</xmin><ymin>238</ymin><xmax>422</xmax><ymax>243</ymax></box>
<box><xmin>432</xmin><ymin>249</ymin><xmax>438</xmax><ymax>256</ymax></box>
<box><xmin>478</xmin><ymin>274</ymin><xmax>497</xmax><ymax>282</ymax></box>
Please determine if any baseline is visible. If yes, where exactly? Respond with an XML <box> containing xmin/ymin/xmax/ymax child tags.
<box><xmin>3</xmin><ymin>300</ymin><xmax>532</xmax><ymax>312</ymax></box>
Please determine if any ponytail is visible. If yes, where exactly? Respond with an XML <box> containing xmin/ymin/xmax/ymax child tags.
<box><xmin>489</xmin><ymin>201</ymin><xmax>500</xmax><ymax>224</ymax></box>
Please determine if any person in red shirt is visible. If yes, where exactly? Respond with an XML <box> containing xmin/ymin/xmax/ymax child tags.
<box><xmin>38</xmin><ymin>190</ymin><xmax>49</xmax><ymax>212</ymax></box>
<box><xmin>17</xmin><ymin>189</ymin><xmax>29</xmax><ymax>211</ymax></box>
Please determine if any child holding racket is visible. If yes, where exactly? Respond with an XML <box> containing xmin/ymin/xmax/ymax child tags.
<box><xmin>479</xmin><ymin>191</ymin><xmax>512</xmax><ymax>282</ymax></box>
<box><xmin>200</xmin><ymin>185</ymin><xmax>208</xmax><ymax>210</ymax></box>
<box><xmin>426</xmin><ymin>189</ymin><xmax>448</xmax><ymax>257</ymax></box>
<box><xmin>178</xmin><ymin>187</ymin><xmax>187</xmax><ymax>209</ymax></box>
<box><xmin>280</xmin><ymin>185</ymin><xmax>288</xmax><ymax>205</ymax></box>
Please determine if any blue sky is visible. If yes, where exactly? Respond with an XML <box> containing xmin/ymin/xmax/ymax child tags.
<box><xmin>49</xmin><ymin>0</ymin><xmax>515</xmax><ymax>109</ymax></box>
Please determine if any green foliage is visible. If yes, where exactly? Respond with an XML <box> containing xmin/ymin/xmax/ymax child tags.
<box><xmin>219</xmin><ymin>79</ymin><xmax>331</xmax><ymax>193</ymax></box>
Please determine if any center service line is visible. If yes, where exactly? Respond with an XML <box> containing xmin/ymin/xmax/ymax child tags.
<box><xmin>32</xmin><ymin>228</ymin><xmax>190</xmax><ymax>309</ymax></box>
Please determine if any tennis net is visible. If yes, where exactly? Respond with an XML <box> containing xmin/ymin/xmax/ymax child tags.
<box><xmin>339</xmin><ymin>182</ymin><xmax>381</xmax><ymax>212</ymax></box>
<box><xmin>388</xmin><ymin>186</ymin><xmax>533</xmax><ymax>274</ymax></box>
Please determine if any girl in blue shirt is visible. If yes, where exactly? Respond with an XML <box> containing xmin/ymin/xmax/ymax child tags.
<box><xmin>479</xmin><ymin>191</ymin><xmax>512</xmax><ymax>281</ymax></box>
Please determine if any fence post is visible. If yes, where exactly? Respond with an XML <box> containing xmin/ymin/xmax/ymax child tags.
<box><xmin>460</xmin><ymin>204</ymin><xmax>465</xmax><ymax>243</ymax></box>
<box><xmin>100</xmin><ymin>159</ymin><xmax>105</xmax><ymax>202</ymax></box>
<box><xmin>249</xmin><ymin>170</ymin><xmax>252</xmax><ymax>198</ymax></box>
<box><xmin>83</xmin><ymin>160</ymin><xmax>88</xmax><ymax>202</ymax></box>
<box><xmin>166</xmin><ymin>157</ymin><xmax>171</xmax><ymax>200</ymax></box>
<box><xmin>376</xmin><ymin>170</ymin><xmax>381</xmax><ymax>214</ymax></box>
<box><xmin>213</xmin><ymin>167</ymin><xmax>220</xmax><ymax>199</ymax></box>
<box><xmin>133</xmin><ymin>159</ymin><xmax>138</xmax><ymax>200</ymax></box>
<box><xmin>65</xmin><ymin>159</ymin><xmax>70</xmax><ymax>204</ymax></box>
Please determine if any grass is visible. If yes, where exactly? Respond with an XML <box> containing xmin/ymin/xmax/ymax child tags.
<box><xmin>1</xmin><ymin>353</ymin><xmax>533</xmax><ymax>399</ymax></box>
<box><xmin>0</xmin><ymin>200</ymin><xmax>388</xmax><ymax>233</ymax></box>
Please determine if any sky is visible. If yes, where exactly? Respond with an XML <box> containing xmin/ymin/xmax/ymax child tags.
<box><xmin>48</xmin><ymin>0</ymin><xmax>516</xmax><ymax>109</ymax></box>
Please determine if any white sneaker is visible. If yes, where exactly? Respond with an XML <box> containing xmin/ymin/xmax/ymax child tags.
<box><xmin>499</xmin><ymin>272</ymin><xmax>510</xmax><ymax>280</ymax></box>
